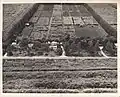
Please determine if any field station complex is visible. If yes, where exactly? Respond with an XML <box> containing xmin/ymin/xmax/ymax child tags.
<box><xmin>2</xmin><ymin>3</ymin><xmax>117</xmax><ymax>93</ymax></box>
<box><xmin>3</xmin><ymin>3</ymin><xmax>117</xmax><ymax>57</ymax></box>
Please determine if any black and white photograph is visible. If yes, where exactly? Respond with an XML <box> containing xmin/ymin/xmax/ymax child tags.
<box><xmin>2</xmin><ymin>3</ymin><xmax>117</xmax><ymax>57</ymax></box>
<box><xmin>1</xmin><ymin>2</ymin><xmax>118</xmax><ymax>95</ymax></box>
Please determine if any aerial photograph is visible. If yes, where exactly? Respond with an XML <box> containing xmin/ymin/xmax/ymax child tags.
<box><xmin>2</xmin><ymin>3</ymin><xmax>117</xmax><ymax>93</ymax></box>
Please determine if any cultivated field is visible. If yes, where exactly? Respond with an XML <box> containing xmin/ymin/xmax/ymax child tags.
<box><xmin>3</xmin><ymin>4</ymin><xmax>117</xmax><ymax>57</ymax></box>
<box><xmin>3</xmin><ymin>58</ymin><xmax>117</xmax><ymax>93</ymax></box>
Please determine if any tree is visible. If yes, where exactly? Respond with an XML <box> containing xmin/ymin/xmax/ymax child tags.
<box><xmin>19</xmin><ymin>38</ymin><xmax>29</xmax><ymax>48</ymax></box>
<box><xmin>105</xmin><ymin>40</ymin><xmax>116</xmax><ymax>56</ymax></box>
<box><xmin>56</xmin><ymin>47</ymin><xmax>62</xmax><ymax>56</ymax></box>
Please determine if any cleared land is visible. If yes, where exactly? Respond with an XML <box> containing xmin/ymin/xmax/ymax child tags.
<box><xmin>88</xmin><ymin>3</ymin><xmax>117</xmax><ymax>30</ymax></box>
<box><xmin>3</xmin><ymin>4</ymin><xmax>34</xmax><ymax>41</ymax></box>
<box><xmin>3</xmin><ymin>4</ymin><xmax>32</xmax><ymax>29</ymax></box>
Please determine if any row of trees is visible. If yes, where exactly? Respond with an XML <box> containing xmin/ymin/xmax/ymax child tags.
<box><xmin>62</xmin><ymin>33</ymin><xmax>117</xmax><ymax>56</ymax></box>
<box><xmin>6</xmin><ymin>32</ymin><xmax>117</xmax><ymax>56</ymax></box>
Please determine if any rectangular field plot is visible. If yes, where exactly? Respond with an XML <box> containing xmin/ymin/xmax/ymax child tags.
<box><xmin>63</xmin><ymin>26</ymin><xmax>75</xmax><ymax>32</ymax></box>
<box><xmin>53</xmin><ymin>5</ymin><xmax>62</xmax><ymax>10</ymax></box>
<box><xmin>30</xmin><ymin>32</ymin><xmax>42</xmax><ymax>40</ymax></box>
<box><xmin>3</xmin><ymin>59</ymin><xmax>116</xmax><ymax>71</ymax></box>
<box><xmin>29</xmin><ymin>16</ymin><xmax>39</xmax><ymax>23</ymax></box>
<box><xmin>36</xmin><ymin>17</ymin><xmax>50</xmax><ymax>26</ymax></box>
<box><xmin>62</xmin><ymin>4</ymin><xmax>69</xmax><ymax>11</ymax></box>
<box><xmin>32</xmin><ymin>26</ymin><xmax>48</xmax><ymax>32</ymax></box>
<box><xmin>37</xmin><ymin>5</ymin><xmax>44</xmax><ymax>11</ymax></box>
<box><xmin>63</xmin><ymin>11</ymin><xmax>69</xmax><ymax>17</ymax></box>
<box><xmin>43</xmin><ymin>4</ymin><xmax>54</xmax><ymax>11</ymax></box>
<box><xmin>72</xmin><ymin>17</ymin><xmax>84</xmax><ymax>25</ymax></box>
<box><xmin>82</xmin><ymin>16</ymin><xmax>98</xmax><ymax>25</ymax></box>
<box><xmin>77</xmin><ymin>5</ymin><xmax>92</xmax><ymax>16</ymax></box>
<box><xmin>50</xmin><ymin>26</ymin><xmax>63</xmax><ymax>32</ymax></box>
<box><xmin>51</xmin><ymin>16</ymin><xmax>62</xmax><ymax>24</ymax></box>
<box><xmin>3</xmin><ymin>58</ymin><xmax>117</xmax><ymax>93</ymax></box>
<box><xmin>52</xmin><ymin>11</ymin><xmax>62</xmax><ymax>16</ymax></box>
<box><xmin>70</xmin><ymin>12</ymin><xmax>80</xmax><ymax>17</ymax></box>
<box><xmin>63</xmin><ymin>17</ymin><xmax>73</xmax><ymax>25</ymax></box>
<box><xmin>68</xmin><ymin>5</ymin><xmax>78</xmax><ymax>12</ymax></box>
<box><xmin>63</xmin><ymin>25</ymin><xmax>75</xmax><ymax>37</ymax></box>
<box><xmin>40</xmin><ymin>11</ymin><xmax>53</xmax><ymax>17</ymax></box>
<box><xmin>48</xmin><ymin>34</ymin><xmax>63</xmax><ymax>40</ymax></box>
<box><xmin>74</xmin><ymin>25</ymin><xmax>108</xmax><ymax>38</ymax></box>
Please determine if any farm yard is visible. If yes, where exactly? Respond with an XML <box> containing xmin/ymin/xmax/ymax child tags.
<box><xmin>3</xmin><ymin>3</ymin><xmax>117</xmax><ymax>57</ymax></box>
<box><xmin>3</xmin><ymin>58</ymin><xmax>117</xmax><ymax>93</ymax></box>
